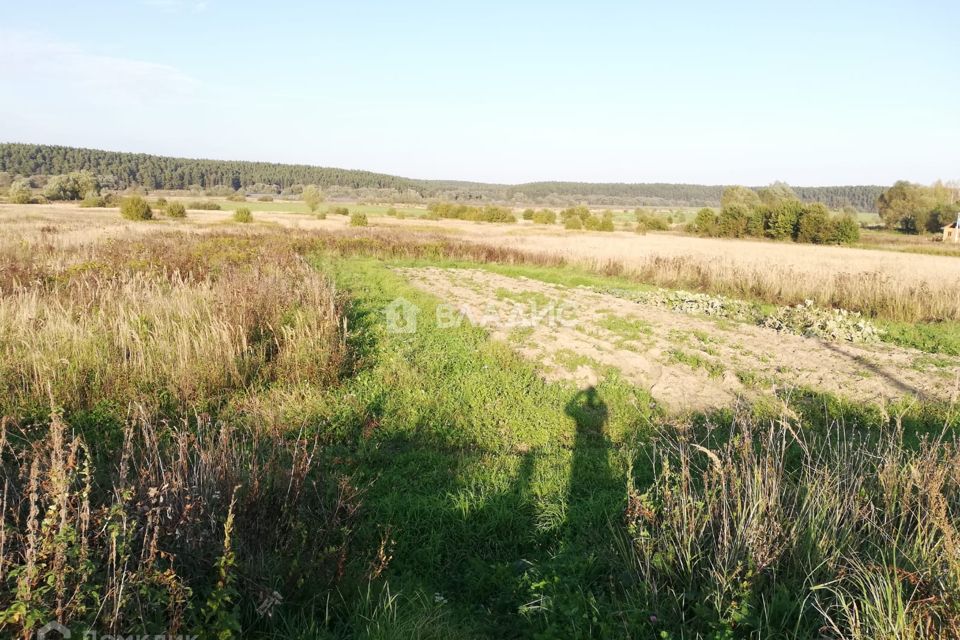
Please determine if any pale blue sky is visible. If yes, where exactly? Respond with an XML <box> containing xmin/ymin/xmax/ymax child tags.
<box><xmin>1</xmin><ymin>1</ymin><xmax>957</xmax><ymax>185</ymax></box>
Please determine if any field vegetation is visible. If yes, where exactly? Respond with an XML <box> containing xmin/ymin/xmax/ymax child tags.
<box><xmin>0</xmin><ymin>207</ymin><xmax>957</xmax><ymax>638</ymax></box>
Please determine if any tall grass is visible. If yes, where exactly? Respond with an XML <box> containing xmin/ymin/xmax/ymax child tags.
<box><xmin>0</xmin><ymin>231</ymin><xmax>358</xmax><ymax>637</ymax></box>
<box><xmin>0</xmin><ymin>234</ymin><xmax>347</xmax><ymax>419</ymax></box>
<box><xmin>0</xmin><ymin>411</ymin><xmax>362</xmax><ymax>636</ymax></box>
<box><xmin>621</xmin><ymin>413</ymin><xmax>960</xmax><ymax>638</ymax></box>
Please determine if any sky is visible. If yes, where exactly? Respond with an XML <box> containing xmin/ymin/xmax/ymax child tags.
<box><xmin>0</xmin><ymin>0</ymin><xmax>957</xmax><ymax>186</ymax></box>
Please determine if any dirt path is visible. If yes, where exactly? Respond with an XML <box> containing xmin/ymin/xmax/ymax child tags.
<box><xmin>398</xmin><ymin>267</ymin><xmax>960</xmax><ymax>413</ymax></box>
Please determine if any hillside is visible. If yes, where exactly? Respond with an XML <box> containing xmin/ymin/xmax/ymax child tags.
<box><xmin>0</xmin><ymin>143</ymin><xmax>883</xmax><ymax>210</ymax></box>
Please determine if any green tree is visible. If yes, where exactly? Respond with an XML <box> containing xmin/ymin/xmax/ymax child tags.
<box><xmin>795</xmin><ymin>203</ymin><xmax>832</xmax><ymax>244</ymax></box>
<box><xmin>302</xmin><ymin>185</ymin><xmax>323</xmax><ymax>212</ymax></box>
<box><xmin>43</xmin><ymin>171</ymin><xmax>100</xmax><ymax>201</ymax></box>
<box><xmin>757</xmin><ymin>181</ymin><xmax>798</xmax><ymax>207</ymax></box>
<box><xmin>720</xmin><ymin>186</ymin><xmax>761</xmax><ymax>209</ymax></box>
<box><xmin>877</xmin><ymin>181</ymin><xmax>935</xmax><ymax>233</ymax></box>
<box><xmin>690</xmin><ymin>207</ymin><xmax>719</xmax><ymax>236</ymax></box>
<box><xmin>717</xmin><ymin>205</ymin><xmax>751</xmax><ymax>237</ymax></box>
<box><xmin>766</xmin><ymin>200</ymin><xmax>803</xmax><ymax>240</ymax></box>
<box><xmin>7</xmin><ymin>179</ymin><xmax>32</xmax><ymax>204</ymax></box>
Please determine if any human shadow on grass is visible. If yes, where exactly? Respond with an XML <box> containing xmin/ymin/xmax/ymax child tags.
<box><xmin>348</xmin><ymin>386</ymin><xmax>630</xmax><ymax>635</ymax></box>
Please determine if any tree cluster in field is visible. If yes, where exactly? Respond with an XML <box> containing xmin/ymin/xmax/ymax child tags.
<box><xmin>427</xmin><ymin>202</ymin><xmax>516</xmax><ymax>223</ymax></box>
<box><xmin>1</xmin><ymin>143</ymin><xmax>886</xmax><ymax>210</ymax></box>
<box><xmin>560</xmin><ymin>206</ymin><xmax>616</xmax><ymax>231</ymax></box>
<box><xmin>877</xmin><ymin>180</ymin><xmax>959</xmax><ymax>234</ymax></box>
<box><xmin>634</xmin><ymin>209</ymin><xmax>672</xmax><ymax>232</ymax></box>
<box><xmin>689</xmin><ymin>185</ymin><xmax>861</xmax><ymax>244</ymax></box>
<box><xmin>521</xmin><ymin>208</ymin><xmax>558</xmax><ymax>224</ymax></box>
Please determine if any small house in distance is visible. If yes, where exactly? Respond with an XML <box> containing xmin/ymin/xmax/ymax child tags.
<box><xmin>944</xmin><ymin>217</ymin><xmax>960</xmax><ymax>243</ymax></box>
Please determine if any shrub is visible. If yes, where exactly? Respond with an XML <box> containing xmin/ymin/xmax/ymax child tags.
<box><xmin>42</xmin><ymin>171</ymin><xmax>100</xmax><ymax>201</ymax></box>
<box><xmin>583</xmin><ymin>215</ymin><xmax>602</xmax><ymax>231</ymax></box>
<box><xmin>155</xmin><ymin>197</ymin><xmax>168</xmax><ymax>207</ymax></box>
<box><xmin>565</xmin><ymin>216</ymin><xmax>583</xmax><ymax>230</ymax></box>
<box><xmin>79</xmin><ymin>194</ymin><xmax>112</xmax><ymax>208</ymax></box>
<box><xmin>423</xmin><ymin>211</ymin><xmax>438</xmax><ymax>220</ymax></box>
<box><xmin>233</xmin><ymin>207</ymin><xmax>253</xmax><ymax>223</ymax></box>
<box><xmin>302</xmin><ymin>185</ymin><xmax>323</xmax><ymax>212</ymax></box>
<box><xmin>120</xmin><ymin>196</ymin><xmax>153</xmax><ymax>220</ymax></box>
<box><xmin>166</xmin><ymin>202</ymin><xmax>187</xmax><ymax>218</ymax></box>
<box><xmin>188</xmin><ymin>201</ymin><xmax>222</xmax><ymax>210</ymax></box>
<box><xmin>330</xmin><ymin>206</ymin><xmax>350</xmax><ymax>216</ymax></box>
<box><xmin>690</xmin><ymin>208</ymin><xmax>719</xmax><ymax>236</ymax></box>
<box><xmin>8</xmin><ymin>179</ymin><xmax>33</xmax><ymax>204</ymax></box>
<box><xmin>829</xmin><ymin>213</ymin><xmax>861</xmax><ymax>244</ymax></box>
<box><xmin>795</xmin><ymin>203</ymin><xmax>832</xmax><ymax>244</ymax></box>
<box><xmin>599</xmin><ymin>211</ymin><xmax>615</xmax><ymax>232</ymax></box>
<box><xmin>766</xmin><ymin>200</ymin><xmax>803</xmax><ymax>240</ymax></box>
<box><xmin>315</xmin><ymin>211</ymin><xmax>327</xmax><ymax>220</ymax></box>
<box><xmin>386</xmin><ymin>207</ymin><xmax>398</xmax><ymax>217</ymax></box>
<box><xmin>522</xmin><ymin>208</ymin><xmax>535</xmax><ymax>220</ymax></box>
<box><xmin>350</xmin><ymin>212</ymin><xmax>368</xmax><ymax>227</ymax></box>
<box><xmin>532</xmin><ymin>210</ymin><xmax>557</xmax><ymax>224</ymax></box>
<box><xmin>560</xmin><ymin>205</ymin><xmax>591</xmax><ymax>223</ymax></box>
<box><xmin>257</xmin><ymin>195</ymin><xmax>274</xmax><ymax>202</ymax></box>
<box><xmin>717</xmin><ymin>204</ymin><xmax>751</xmax><ymax>238</ymax></box>
<box><xmin>226</xmin><ymin>193</ymin><xmax>246</xmax><ymax>202</ymax></box>
<box><xmin>635</xmin><ymin>210</ymin><xmax>669</xmax><ymax>232</ymax></box>
<box><xmin>396</xmin><ymin>211</ymin><xmax>407</xmax><ymax>219</ymax></box>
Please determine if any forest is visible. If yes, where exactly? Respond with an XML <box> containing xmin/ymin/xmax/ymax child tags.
<box><xmin>0</xmin><ymin>143</ymin><xmax>884</xmax><ymax>210</ymax></box>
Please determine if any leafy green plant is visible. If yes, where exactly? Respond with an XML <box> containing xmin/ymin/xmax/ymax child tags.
<box><xmin>232</xmin><ymin>207</ymin><xmax>253</xmax><ymax>223</ymax></box>
<box><xmin>120</xmin><ymin>196</ymin><xmax>152</xmax><ymax>220</ymax></box>
<box><xmin>350</xmin><ymin>211</ymin><xmax>368</xmax><ymax>227</ymax></box>
<box><xmin>166</xmin><ymin>202</ymin><xmax>187</xmax><ymax>218</ymax></box>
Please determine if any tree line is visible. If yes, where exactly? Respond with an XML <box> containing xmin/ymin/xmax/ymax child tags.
<box><xmin>690</xmin><ymin>184</ymin><xmax>861</xmax><ymax>245</ymax></box>
<box><xmin>1</xmin><ymin>143</ymin><xmax>886</xmax><ymax>210</ymax></box>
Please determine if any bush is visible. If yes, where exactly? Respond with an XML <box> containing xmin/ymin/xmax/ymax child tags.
<box><xmin>154</xmin><ymin>197</ymin><xmax>168</xmax><ymax>208</ymax></box>
<box><xmin>330</xmin><ymin>206</ymin><xmax>350</xmax><ymax>216</ymax></box>
<box><xmin>226</xmin><ymin>193</ymin><xmax>246</xmax><ymax>202</ymax></box>
<box><xmin>717</xmin><ymin>204</ymin><xmax>751</xmax><ymax>238</ymax></box>
<box><xmin>564</xmin><ymin>216</ymin><xmax>583</xmax><ymax>230</ymax></box>
<box><xmin>79</xmin><ymin>194</ymin><xmax>114</xmax><ymax>208</ymax></box>
<box><xmin>166</xmin><ymin>202</ymin><xmax>187</xmax><ymax>218</ymax></box>
<box><xmin>599</xmin><ymin>211</ymin><xmax>615</xmax><ymax>232</ymax></box>
<box><xmin>42</xmin><ymin>171</ymin><xmax>100</xmax><ymax>201</ymax></box>
<box><xmin>829</xmin><ymin>213</ymin><xmax>861</xmax><ymax>244</ymax></box>
<box><xmin>8</xmin><ymin>179</ymin><xmax>33</xmax><ymax>204</ymax></box>
<box><xmin>350</xmin><ymin>212</ymin><xmax>368</xmax><ymax>227</ymax></box>
<box><xmin>635</xmin><ymin>209</ymin><xmax>670</xmax><ymax>232</ymax></box>
<box><xmin>690</xmin><ymin>208</ymin><xmax>719</xmax><ymax>236</ymax></box>
<box><xmin>257</xmin><ymin>195</ymin><xmax>274</xmax><ymax>202</ymax></box>
<box><xmin>232</xmin><ymin>207</ymin><xmax>253</xmax><ymax>223</ymax></box>
<box><xmin>396</xmin><ymin>211</ymin><xmax>407</xmax><ymax>220</ymax></box>
<box><xmin>386</xmin><ymin>207</ymin><xmax>398</xmax><ymax>217</ymax></box>
<box><xmin>766</xmin><ymin>200</ymin><xmax>803</xmax><ymax>240</ymax></box>
<box><xmin>315</xmin><ymin>211</ymin><xmax>327</xmax><ymax>220</ymax></box>
<box><xmin>532</xmin><ymin>209</ymin><xmax>557</xmax><ymax>224</ymax></box>
<box><xmin>188</xmin><ymin>201</ymin><xmax>222</xmax><ymax>210</ymax></box>
<box><xmin>795</xmin><ymin>203</ymin><xmax>832</xmax><ymax>244</ymax></box>
<box><xmin>120</xmin><ymin>196</ymin><xmax>153</xmax><ymax>220</ymax></box>
<box><xmin>302</xmin><ymin>185</ymin><xmax>323</xmax><ymax>212</ymax></box>
<box><xmin>522</xmin><ymin>208</ymin><xmax>535</xmax><ymax>220</ymax></box>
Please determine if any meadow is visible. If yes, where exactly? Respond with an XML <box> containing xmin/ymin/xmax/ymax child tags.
<box><xmin>1</xmin><ymin>203</ymin><xmax>959</xmax><ymax>639</ymax></box>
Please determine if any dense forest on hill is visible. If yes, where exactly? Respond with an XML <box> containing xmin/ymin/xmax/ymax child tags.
<box><xmin>0</xmin><ymin>143</ymin><xmax>884</xmax><ymax>210</ymax></box>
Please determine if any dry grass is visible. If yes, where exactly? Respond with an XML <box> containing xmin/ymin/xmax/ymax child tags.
<box><xmin>623</xmin><ymin>413</ymin><xmax>960</xmax><ymax>638</ymax></box>
<box><xmin>0</xmin><ymin>232</ymin><xmax>347</xmax><ymax>419</ymax></box>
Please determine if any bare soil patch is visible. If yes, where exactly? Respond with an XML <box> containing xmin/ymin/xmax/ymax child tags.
<box><xmin>398</xmin><ymin>267</ymin><xmax>960</xmax><ymax>412</ymax></box>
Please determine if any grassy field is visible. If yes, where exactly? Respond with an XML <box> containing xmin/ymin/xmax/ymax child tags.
<box><xmin>1</xmin><ymin>206</ymin><xmax>959</xmax><ymax>638</ymax></box>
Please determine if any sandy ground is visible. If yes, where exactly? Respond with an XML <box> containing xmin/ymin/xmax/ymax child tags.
<box><xmin>397</xmin><ymin>267</ymin><xmax>960</xmax><ymax>412</ymax></box>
